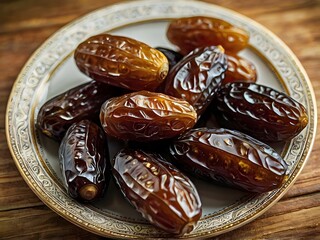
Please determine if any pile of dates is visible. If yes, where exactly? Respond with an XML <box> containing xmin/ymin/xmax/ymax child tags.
<box><xmin>36</xmin><ymin>16</ymin><xmax>308</xmax><ymax>236</ymax></box>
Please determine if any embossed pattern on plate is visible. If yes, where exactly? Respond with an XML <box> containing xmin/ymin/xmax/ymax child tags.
<box><xmin>6</xmin><ymin>0</ymin><xmax>316</xmax><ymax>239</ymax></box>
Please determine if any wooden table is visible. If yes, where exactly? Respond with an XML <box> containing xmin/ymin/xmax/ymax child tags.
<box><xmin>1</xmin><ymin>0</ymin><xmax>319</xmax><ymax>239</ymax></box>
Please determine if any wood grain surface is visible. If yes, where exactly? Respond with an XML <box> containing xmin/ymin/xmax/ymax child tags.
<box><xmin>1</xmin><ymin>0</ymin><xmax>319</xmax><ymax>239</ymax></box>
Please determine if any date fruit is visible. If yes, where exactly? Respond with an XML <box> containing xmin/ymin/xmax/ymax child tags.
<box><xmin>167</xmin><ymin>16</ymin><xmax>249</xmax><ymax>55</ymax></box>
<box><xmin>223</xmin><ymin>54</ymin><xmax>257</xmax><ymax>84</ymax></box>
<box><xmin>37</xmin><ymin>81</ymin><xmax>120</xmax><ymax>140</ymax></box>
<box><xmin>215</xmin><ymin>82</ymin><xmax>308</xmax><ymax>142</ymax></box>
<box><xmin>59</xmin><ymin>120</ymin><xmax>109</xmax><ymax>202</ymax></box>
<box><xmin>164</xmin><ymin>46</ymin><xmax>227</xmax><ymax>115</ymax></box>
<box><xmin>100</xmin><ymin>90</ymin><xmax>197</xmax><ymax>141</ymax></box>
<box><xmin>170</xmin><ymin>128</ymin><xmax>288</xmax><ymax>193</ymax></box>
<box><xmin>156</xmin><ymin>47</ymin><xmax>183</xmax><ymax>70</ymax></box>
<box><xmin>112</xmin><ymin>148</ymin><xmax>202</xmax><ymax>235</ymax></box>
<box><xmin>74</xmin><ymin>34</ymin><xmax>169</xmax><ymax>91</ymax></box>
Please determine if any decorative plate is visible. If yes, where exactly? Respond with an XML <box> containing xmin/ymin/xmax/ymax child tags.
<box><xmin>6</xmin><ymin>0</ymin><xmax>316</xmax><ymax>238</ymax></box>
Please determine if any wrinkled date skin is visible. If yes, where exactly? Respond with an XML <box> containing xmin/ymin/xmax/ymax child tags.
<box><xmin>74</xmin><ymin>34</ymin><xmax>169</xmax><ymax>91</ymax></box>
<box><xmin>37</xmin><ymin>81</ymin><xmax>120</xmax><ymax>140</ymax></box>
<box><xmin>167</xmin><ymin>16</ymin><xmax>249</xmax><ymax>55</ymax></box>
<box><xmin>164</xmin><ymin>46</ymin><xmax>227</xmax><ymax>115</ymax></box>
<box><xmin>223</xmin><ymin>54</ymin><xmax>257</xmax><ymax>84</ymax></box>
<box><xmin>156</xmin><ymin>47</ymin><xmax>183</xmax><ymax>70</ymax></box>
<box><xmin>100</xmin><ymin>91</ymin><xmax>197</xmax><ymax>142</ymax></box>
<box><xmin>170</xmin><ymin>128</ymin><xmax>288</xmax><ymax>193</ymax></box>
<box><xmin>59</xmin><ymin>120</ymin><xmax>109</xmax><ymax>202</ymax></box>
<box><xmin>215</xmin><ymin>82</ymin><xmax>309</xmax><ymax>142</ymax></box>
<box><xmin>112</xmin><ymin>148</ymin><xmax>202</xmax><ymax>235</ymax></box>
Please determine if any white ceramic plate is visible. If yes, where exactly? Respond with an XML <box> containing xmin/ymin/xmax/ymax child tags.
<box><xmin>6</xmin><ymin>0</ymin><xmax>316</xmax><ymax>238</ymax></box>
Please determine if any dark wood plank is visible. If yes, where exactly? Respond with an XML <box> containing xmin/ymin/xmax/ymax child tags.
<box><xmin>217</xmin><ymin>192</ymin><xmax>320</xmax><ymax>240</ymax></box>
<box><xmin>0</xmin><ymin>206</ymin><xmax>103</xmax><ymax>240</ymax></box>
<box><xmin>0</xmin><ymin>0</ymin><xmax>120</xmax><ymax>33</ymax></box>
<box><xmin>0</xmin><ymin>192</ymin><xmax>319</xmax><ymax>239</ymax></box>
<box><xmin>284</xmin><ymin>149</ymin><xmax>320</xmax><ymax>199</ymax></box>
<box><xmin>0</xmin><ymin>26</ymin><xmax>63</xmax><ymax>129</ymax></box>
<box><xmin>0</xmin><ymin>131</ymin><xmax>43</xmax><ymax>210</ymax></box>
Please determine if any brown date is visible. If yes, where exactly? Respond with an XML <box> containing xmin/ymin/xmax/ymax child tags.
<box><xmin>164</xmin><ymin>46</ymin><xmax>227</xmax><ymax>115</ymax></box>
<box><xmin>155</xmin><ymin>47</ymin><xmax>183</xmax><ymax>70</ymax></box>
<box><xmin>169</xmin><ymin>128</ymin><xmax>288</xmax><ymax>193</ymax></box>
<box><xmin>215</xmin><ymin>82</ymin><xmax>308</xmax><ymax>142</ymax></box>
<box><xmin>59</xmin><ymin>120</ymin><xmax>109</xmax><ymax>202</ymax></box>
<box><xmin>167</xmin><ymin>16</ymin><xmax>249</xmax><ymax>55</ymax></box>
<box><xmin>112</xmin><ymin>148</ymin><xmax>202</xmax><ymax>235</ymax></box>
<box><xmin>74</xmin><ymin>34</ymin><xmax>169</xmax><ymax>91</ymax></box>
<box><xmin>100</xmin><ymin>90</ymin><xmax>197</xmax><ymax>142</ymax></box>
<box><xmin>37</xmin><ymin>81</ymin><xmax>121</xmax><ymax>140</ymax></box>
<box><xmin>223</xmin><ymin>54</ymin><xmax>257</xmax><ymax>84</ymax></box>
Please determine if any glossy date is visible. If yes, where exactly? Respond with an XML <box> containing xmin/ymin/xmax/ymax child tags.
<box><xmin>37</xmin><ymin>80</ymin><xmax>120</xmax><ymax>140</ymax></box>
<box><xmin>112</xmin><ymin>148</ymin><xmax>202</xmax><ymax>235</ymax></box>
<box><xmin>164</xmin><ymin>46</ymin><xmax>227</xmax><ymax>115</ymax></box>
<box><xmin>59</xmin><ymin>120</ymin><xmax>109</xmax><ymax>202</ymax></box>
<box><xmin>100</xmin><ymin>91</ymin><xmax>197</xmax><ymax>141</ymax></box>
<box><xmin>74</xmin><ymin>34</ymin><xmax>169</xmax><ymax>91</ymax></box>
<box><xmin>167</xmin><ymin>16</ymin><xmax>249</xmax><ymax>55</ymax></box>
<box><xmin>223</xmin><ymin>54</ymin><xmax>257</xmax><ymax>84</ymax></box>
<box><xmin>169</xmin><ymin>128</ymin><xmax>288</xmax><ymax>193</ymax></box>
<box><xmin>215</xmin><ymin>82</ymin><xmax>308</xmax><ymax>142</ymax></box>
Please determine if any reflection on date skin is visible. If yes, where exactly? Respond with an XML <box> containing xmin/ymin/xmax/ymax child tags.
<box><xmin>100</xmin><ymin>90</ymin><xmax>197</xmax><ymax>142</ymax></box>
<box><xmin>112</xmin><ymin>148</ymin><xmax>202</xmax><ymax>235</ymax></box>
<box><xmin>74</xmin><ymin>34</ymin><xmax>169</xmax><ymax>91</ymax></box>
<box><xmin>164</xmin><ymin>45</ymin><xmax>228</xmax><ymax>116</ymax></box>
<box><xmin>170</xmin><ymin>127</ymin><xmax>288</xmax><ymax>193</ymax></box>
<box><xmin>223</xmin><ymin>54</ymin><xmax>257</xmax><ymax>84</ymax></box>
<box><xmin>215</xmin><ymin>82</ymin><xmax>308</xmax><ymax>142</ymax></box>
<box><xmin>59</xmin><ymin>120</ymin><xmax>109</xmax><ymax>202</ymax></box>
<box><xmin>37</xmin><ymin>80</ymin><xmax>121</xmax><ymax>140</ymax></box>
<box><xmin>167</xmin><ymin>16</ymin><xmax>249</xmax><ymax>55</ymax></box>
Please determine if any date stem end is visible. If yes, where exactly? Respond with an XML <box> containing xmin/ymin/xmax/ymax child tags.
<box><xmin>79</xmin><ymin>184</ymin><xmax>99</xmax><ymax>201</ymax></box>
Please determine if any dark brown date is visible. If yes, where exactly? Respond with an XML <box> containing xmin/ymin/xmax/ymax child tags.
<box><xmin>37</xmin><ymin>80</ymin><xmax>120</xmax><ymax>140</ymax></box>
<box><xmin>215</xmin><ymin>82</ymin><xmax>309</xmax><ymax>142</ymax></box>
<box><xmin>223</xmin><ymin>54</ymin><xmax>257</xmax><ymax>84</ymax></box>
<box><xmin>100</xmin><ymin>90</ymin><xmax>197</xmax><ymax>142</ymax></box>
<box><xmin>167</xmin><ymin>16</ymin><xmax>249</xmax><ymax>55</ymax></box>
<box><xmin>164</xmin><ymin>46</ymin><xmax>227</xmax><ymax>115</ymax></box>
<box><xmin>59</xmin><ymin>120</ymin><xmax>109</xmax><ymax>202</ymax></box>
<box><xmin>170</xmin><ymin>128</ymin><xmax>288</xmax><ymax>193</ymax></box>
<box><xmin>74</xmin><ymin>34</ymin><xmax>169</xmax><ymax>91</ymax></box>
<box><xmin>112</xmin><ymin>148</ymin><xmax>202</xmax><ymax>235</ymax></box>
<box><xmin>156</xmin><ymin>47</ymin><xmax>183</xmax><ymax>69</ymax></box>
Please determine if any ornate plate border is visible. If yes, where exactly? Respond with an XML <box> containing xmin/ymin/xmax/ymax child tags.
<box><xmin>6</xmin><ymin>0</ymin><xmax>317</xmax><ymax>238</ymax></box>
